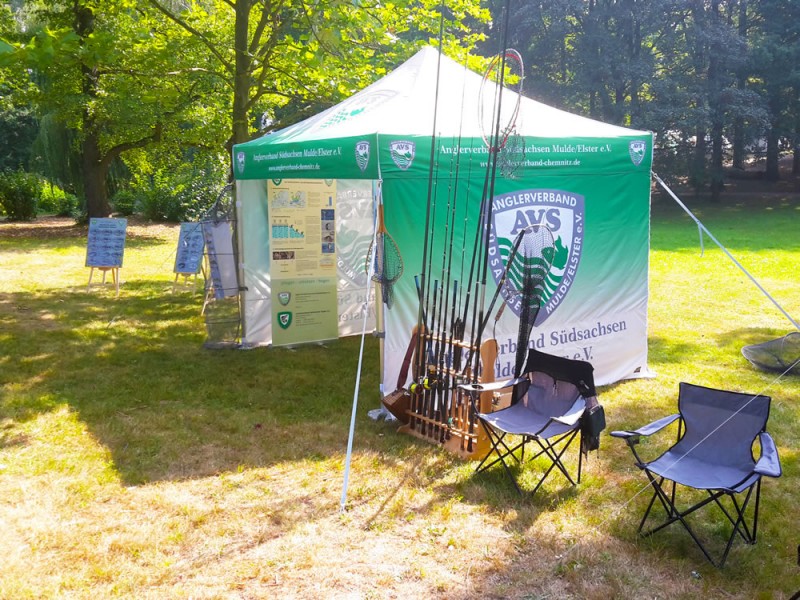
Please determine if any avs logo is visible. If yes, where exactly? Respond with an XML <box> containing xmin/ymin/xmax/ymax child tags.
<box><xmin>389</xmin><ymin>141</ymin><xmax>415</xmax><ymax>170</ymax></box>
<box><xmin>236</xmin><ymin>151</ymin><xmax>246</xmax><ymax>174</ymax></box>
<box><xmin>278</xmin><ymin>291</ymin><xmax>291</xmax><ymax>306</ymax></box>
<box><xmin>489</xmin><ymin>189</ymin><xmax>585</xmax><ymax>325</ymax></box>
<box><xmin>271</xmin><ymin>179</ymin><xmax>282</xmax><ymax>186</ymax></box>
<box><xmin>629</xmin><ymin>140</ymin><xmax>647</xmax><ymax>166</ymax></box>
<box><xmin>355</xmin><ymin>141</ymin><xmax>370</xmax><ymax>172</ymax></box>
<box><xmin>277</xmin><ymin>311</ymin><xmax>292</xmax><ymax>329</ymax></box>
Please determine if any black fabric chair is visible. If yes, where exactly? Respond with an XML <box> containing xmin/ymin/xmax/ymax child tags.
<box><xmin>611</xmin><ymin>382</ymin><xmax>782</xmax><ymax>567</ymax></box>
<box><xmin>460</xmin><ymin>350</ymin><xmax>600</xmax><ymax>495</ymax></box>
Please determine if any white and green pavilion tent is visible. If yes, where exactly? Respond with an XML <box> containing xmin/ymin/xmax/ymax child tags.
<box><xmin>232</xmin><ymin>46</ymin><xmax>654</xmax><ymax>388</ymax></box>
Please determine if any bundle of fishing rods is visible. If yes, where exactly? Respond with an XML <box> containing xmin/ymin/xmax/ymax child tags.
<box><xmin>392</xmin><ymin>40</ymin><xmax>556</xmax><ymax>456</ymax></box>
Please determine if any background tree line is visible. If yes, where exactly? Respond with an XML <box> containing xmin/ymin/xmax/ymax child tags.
<box><xmin>1</xmin><ymin>0</ymin><xmax>798</xmax><ymax>221</ymax></box>
<box><xmin>491</xmin><ymin>0</ymin><xmax>800</xmax><ymax>200</ymax></box>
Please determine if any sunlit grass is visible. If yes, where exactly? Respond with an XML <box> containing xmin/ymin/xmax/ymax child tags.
<box><xmin>0</xmin><ymin>206</ymin><xmax>799</xmax><ymax>598</ymax></box>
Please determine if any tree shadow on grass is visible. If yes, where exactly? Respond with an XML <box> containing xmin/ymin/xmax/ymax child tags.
<box><xmin>0</xmin><ymin>282</ymin><xmax>389</xmax><ymax>486</ymax></box>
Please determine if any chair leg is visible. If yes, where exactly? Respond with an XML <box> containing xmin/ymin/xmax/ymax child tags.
<box><xmin>637</xmin><ymin>471</ymin><xmax>763</xmax><ymax>567</ymax></box>
<box><xmin>474</xmin><ymin>422</ymin><xmax>525</xmax><ymax>495</ymax></box>
<box><xmin>525</xmin><ymin>429</ymin><xmax>581</xmax><ymax>495</ymax></box>
<box><xmin>474</xmin><ymin>422</ymin><xmax>581</xmax><ymax>496</ymax></box>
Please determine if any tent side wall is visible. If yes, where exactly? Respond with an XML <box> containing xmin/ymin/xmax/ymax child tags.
<box><xmin>237</xmin><ymin>179</ymin><xmax>272</xmax><ymax>346</ymax></box>
<box><xmin>236</xmin><ymin>178</ymin><xmax>377</xmax><ymax>347</ymax></box>
<box><xmin>378</xmin><ymin>133</ymin><xmax>653</xmax><ymax>389</ymax></box>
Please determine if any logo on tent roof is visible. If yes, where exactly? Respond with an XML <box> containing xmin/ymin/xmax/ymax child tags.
<box><xmin>629</xmin><ymin>140</ymin><xmax>647</xmax><ymax>166</ymax></box>
<box><xmin>319</xmin><ymin>90</ymin><xmax>397</xmax><ymax>131</ymax></box>
<box><xmin>355</xmin><ymin>141</ymin><xmax>370</xmax><ymax>172</ymax></box>
<box><xmin>390</xmin><ymin>141</ymin><xmax>416</xmax><ymax>170</ymax></box>
<box><xmin>489</xmin><ymin>189</ymin><xmax>585</xmax><ymax>325</ymax></box>
<box><xmin>236</xmin><ymin>151</ymin><xmax>245</xmax><ymax>174</ymax></box>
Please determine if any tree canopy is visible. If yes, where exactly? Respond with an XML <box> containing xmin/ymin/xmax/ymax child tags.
<box><xmin>1</xmin><ymin>0</ymin><xmax>798</xmax><ymax>218</ymax></box>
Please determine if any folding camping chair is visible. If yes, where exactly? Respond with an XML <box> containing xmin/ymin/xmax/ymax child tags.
<box><xmin>611</xmin><ymin>382</ymin><xmax>782</xmax><ymax>567</ymax></box>
<box><xmin>459</xmin><ymin>350</ymin><xmax>602</xmax><ymax>496</ymax></box>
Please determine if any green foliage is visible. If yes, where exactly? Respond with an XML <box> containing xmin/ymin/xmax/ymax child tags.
<box><xmin>0</xmin><ymin>106</ymin><xmax>38</xmax><ymax>171</ymax></box>
<box><xmin>110</xmin><ymin>189</ymin><xmax>139</xmax><ymax>217</ymax></box>
<box><xmin>132</xmin><ymin>157</ymin><xmax>227</xmax><ymax>223</ymax></box>
<box><xmin>38</xmin><ymin>181</ymin><xmax>79</xmax><ymax>217</ymax></box>
<box><xmin>0</xmin><ymin>169</ymin><xmax>41</xmax><ymax>220</ymax></box>
<box><xmin>29</xmin><ymin>113</ymin><xmax>83</xmax><ymax>198</ymax></box>
<box><xmin>137</xmin><ymin>186</ymin><xmax>177</xmax><ymax>222</ymax></box>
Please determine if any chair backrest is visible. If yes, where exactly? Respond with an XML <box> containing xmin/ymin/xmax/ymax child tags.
<box><xmin>675</xmin><ymin>382</ymin><xmax>771</xmax><ymax>470</ymax></box>
<box><xmin>522</xmin><ymin>349</ymin><xmax>596</xmax><ymax>397</ymax></box>
<box><xmin>521</xmin><ymin>371</ymin><xmax>582</xmax><ymax>417</ymax></box>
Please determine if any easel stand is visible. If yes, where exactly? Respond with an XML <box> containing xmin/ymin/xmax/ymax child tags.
<box><xmin>172</xmin><ymin>272</ymin><xmax>200</xmax><ymax>294</ymax></box>
<box><xmin>87</xmin><ymin>267</ymin><xmax>120</xmax><ymax>297</ymax></box>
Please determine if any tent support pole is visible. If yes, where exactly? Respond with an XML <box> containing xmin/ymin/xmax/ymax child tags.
<box><xmin>341</xmin><ymin>177</ymin><xmax>382</xmax><ymax>512</ymax></box>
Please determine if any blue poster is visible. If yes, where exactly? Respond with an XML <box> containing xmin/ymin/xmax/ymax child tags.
<box><xmin>202</xmin><ymin>220</ymin><xmax>238</xmax><ymax>300</ymax></box>
<box><xmin>86</xmin><ymin>218</ymin><xmax>127</xmax><ymax>268</ymax></box>
<box><xmin>174</xmin><ymin>222</ymin><xmax>205</xmax><ymax>274</ymax></box>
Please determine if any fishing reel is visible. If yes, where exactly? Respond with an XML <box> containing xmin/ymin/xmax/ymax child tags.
<box><xmin>409</xmin><ymin>376</ymin><xmax>440</xmax><ymax>395</ymax></box>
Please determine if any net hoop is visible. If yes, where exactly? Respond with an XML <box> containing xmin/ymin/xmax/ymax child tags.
<box><xmin>478</xmin><ymin>48</ymin><xmax>524</xmax><ymax>152</ymax></box>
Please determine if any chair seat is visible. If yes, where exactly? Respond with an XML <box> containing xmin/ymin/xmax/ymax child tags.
<box><xmin>647</xmin><ymin>451</ymin><xmax>759</xmax><ymax>493</ymax></box>
<box><xmin>479</xmin><ymin>403</ymin><xmax>576</xmax><ymax>438</ymax></box>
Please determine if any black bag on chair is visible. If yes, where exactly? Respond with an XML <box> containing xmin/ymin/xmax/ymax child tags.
<box><xmin>581</xmin><ymin>404</ymin><xmax>606</xmax><ymax>453</ymax></box>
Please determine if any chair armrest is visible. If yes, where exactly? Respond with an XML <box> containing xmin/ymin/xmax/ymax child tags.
<box><xmin>754</xmin><ymin>432</ymin><xmax>782</xmax><ymax>478</ymax></box>
<box><xmin>551</xmin><ymin>398</ymin><xmax>587</xmax><ymax>427</ymax></box>
<box><xmin>610</xmin><ymin>413</ymin><xmax>680</xmax><ymax>440</ymax></box>
<box><xmin>457</xmin><ymin>377</ymin><xmax>526</xmax><ymax>395</ymax></box>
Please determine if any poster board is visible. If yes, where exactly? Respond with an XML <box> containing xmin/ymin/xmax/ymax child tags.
<box><xmin>86</xmin><ymin>218</ymin><xmax>127</xmax><ymax>268</ymax></box>
<box><xmin>174</xmin><ymin>222</ymin><xmax>205</xmax><ymax>274</ymax></box>
<box><xmin>202</xmin><ymin>220</ymin><xmax>238</xmax><ymax>300</ymax></box>
<box><xmin>268</xmin><ymin>179</ymin><xmax>339</xmax><ymax>346</ymax></box>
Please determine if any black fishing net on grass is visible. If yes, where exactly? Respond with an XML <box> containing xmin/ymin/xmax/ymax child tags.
<box><xmin>741</xmin><ymin>332</ymin><xmax>800</xmax><ymax>375</ymax></box>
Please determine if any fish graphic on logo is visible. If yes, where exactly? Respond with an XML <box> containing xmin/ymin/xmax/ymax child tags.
<box><xmin>389</xmin><ymin>141</ymin><xmax>416</xmax><ymax>170</ymax></box>
<box><xmin>489</xmin><ymin>189</ymin><xmax>586</xmax><ymax>325</ymax></box>
<box><xmin>277</xmin><ymin>311</ymin><xmax>292</xmax><ymax>329</ymax></box>
<box><xmin>629</xmin><ymin>140</ymin><xmax>647</xmax><ymax>166</ymax></box>
<box><xmin>278</xmin><ymin>291</ymin><xmax>291</xmax><ymax>306</ymax></box>
<box><xmin>355</xmin><ymin>141</ymin><xmax>370</xmax><ymax>172</ymax></box>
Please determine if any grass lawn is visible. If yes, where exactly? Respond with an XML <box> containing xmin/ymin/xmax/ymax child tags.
<box><xmin>1</xmin><ymin>197</ymin><xmax>799</xmax><ymax>599</ymax></box>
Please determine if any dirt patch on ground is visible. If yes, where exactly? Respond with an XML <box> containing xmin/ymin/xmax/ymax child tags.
<box><xmin>0</xmin><ymin>216</ymin><xmax>179</xmax><ymax>242</ymax></box>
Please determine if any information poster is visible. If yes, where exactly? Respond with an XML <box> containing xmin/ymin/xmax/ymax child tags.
<box><xmin>268</xmin><ymin>179</ymin><xmax>339</xmax><ymax>346</ymax></box>
<box><xmin>174</xmin><ymin>222</ymin><xmax>205</xmax><ymax>274</ymax></box>
<box><xmin>202</xmin><ymin>220</ymin><xmax>238</xmax><ymax>300</ymax></box>
<box><xmin>86</xmin><ymin>217</ymin><xmax>127</xmax><ymax>268</ymax></box>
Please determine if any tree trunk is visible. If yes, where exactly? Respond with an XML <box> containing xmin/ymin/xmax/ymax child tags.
<box><xmin>732</xmin><ymin>0</ymin><xmax>748</xmax><ymax>170</ymax></box>
<box><xmin>82</xmin><ymin>130</ymin><xmax>111</xmax><ymax>217</ymax></box>
<box><xmin>690</xmin><ymin>126</ymin><xmax>707</xmax><ymax>191</ymax></box>
<box><xmin>765</xmin><ymin>125</ymin><xmax>780</xmax><ymax>181</ymax></box>
<box><xmin>710</xmin><ymin>122</ymin><xmax>724</xmax><ymax>202</ymax></box>
<box><xmin>230</xmin><ymin>0</ymin><xmax>252</xmax><ymax>150</ymax></box>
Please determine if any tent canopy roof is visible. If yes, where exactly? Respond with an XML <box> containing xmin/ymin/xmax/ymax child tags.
<box><xmin>240</xmin><ymin>46</ymin><xmax>647</xmax><ymax>148</ymax></box>
<box><xmin>233</xmin><ymin>47</ymin><xmax>652</xmax><ymax>180</ymax></box>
